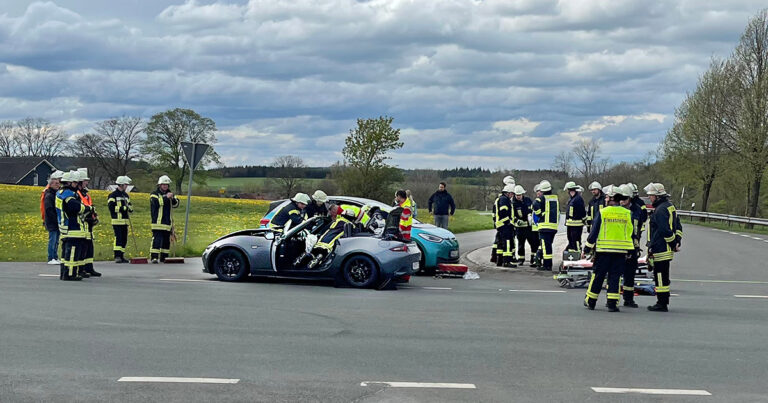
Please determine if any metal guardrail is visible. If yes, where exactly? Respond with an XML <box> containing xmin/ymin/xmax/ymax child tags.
<box><xmin>677</xmin><ymin>210</ymin><xmax>768</xmax><ymax>227</ymax></box>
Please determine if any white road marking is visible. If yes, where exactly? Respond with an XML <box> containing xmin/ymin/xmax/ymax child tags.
<box><xmin>157</xmin><ymin>278</ymin><xmax>211</xmax><ymax>282</ymax></box>
<box><xmin>740</xmin><ymin>234</ymin><xmax>751</xmax><ymax>237</ymax></box>
<box><xmin>423</xmin><ymin>287</ymin><xmax>452</xmax><ymax>290</ymax></box>
<box><xmin>38</xmin><ymin>274</ymin><xmax>58</xmax><ymax>277</ymax></box>
<box><xmin>509</xmin><ymin>289</ymin><xmax>567</xmax><ymax>293</ymax></box>
<box><xmin>591</xmin><ymin>387</ymin><xmax>711</xmax><ymax>396</ymax></box>
<box><xmin>729</xmin><ymin>232</ymin><xmax>738</xmax><ymax>235</ymax></box>
<box><xmin>361</xmin><ymin>381</ymin><xmax>476</xmax><ymax>389</ymax></box>
<box><xmin>751</xmin><ymin>237</ymin><xmax>763</xmax><ymax>240</ymax></box>
<box><xmin>676</xmin><ymin>279</ymin><xmax>768</xmax><ymax>284</ymax></box>
<box><xmin>734</xmin><ymin>295</ymin><xmax>768</xmax><ymax>299</ymax></box>
<box><xmin>118</xmin><ymin>377</ymin><xmax>239</xmax><ymax>384</ymax></box>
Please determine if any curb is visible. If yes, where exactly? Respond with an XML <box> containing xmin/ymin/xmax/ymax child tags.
<box><xmin>462</xmin><ymin>232</ymin><xmax>572</xmax><ymax>276</ymax></box>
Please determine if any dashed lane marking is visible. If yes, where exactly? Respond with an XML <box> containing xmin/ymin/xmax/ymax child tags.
<box><xmin>509</xmin><ymin>289</ymin><xmax>567</xmax><ymax>293</ymax></box>
<box><xmin>157</xmin><ymin>278</ymin><xmax>211</xmax><ymax>282</ymax></box>
<box><xmin>676</xmin><ymin>279</ymin><xmax>768</xmax><ymax>284</ymax></box>
<box><xmin>729</xmin><ymin>232</ymin><xmax>738</xmax><ymax>235</ymax></box>
<box><xmin>422</xmin><ymin>287</ymin><xmax>453</xmax><ymax>290</ymax></box>
<box><xmin>734</xmin><ymin>295</ymin><xmax>768</xmax><ymax>299</ymax></box>
<box><xmin>38</xmin><ymin>274</ymin><xmax>58</xmax><ymax>277</ymax></box>
<box><xmin>361</xmin><ymin>382</ymin><xmax>476</xmax><ymax>389</ymax></box>
<box><xmin>591</xmin><ymin>387</ymin><xmax>711</xmax><ymax>396</ymax></box>
<box><xmin>751</xmin><ymin>237</ymin><xmax>763</xmax><ymax>240</ymax></box>
<box><xmin>118</xmin><ymin>377</ymin><xmax>239</xmax><ymax>384</ymax></box>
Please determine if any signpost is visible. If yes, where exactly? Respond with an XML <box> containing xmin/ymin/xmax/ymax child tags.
<box><xmin>181</xmin><ymin>141</ymin><xmax>211</xmax><ymax>245</ymax></box>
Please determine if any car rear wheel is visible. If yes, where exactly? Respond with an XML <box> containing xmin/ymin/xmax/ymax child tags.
<box><xmin>342</xmin><ymin>255</ymin><xmax>379</xmax><ymax>288</ymax></box>
<box><xmin>213</xmin><ymin>249</ymin><xmax>249</xmax><ymax>282</ymax></box>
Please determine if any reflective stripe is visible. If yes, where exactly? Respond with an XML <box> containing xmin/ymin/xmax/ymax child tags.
<box><xmin>566</xmin><ymin>219</ymin><xmax>584</xmax><ymax>226</ymax></box>
<box><xmin>538</xmin><ymin>195</ymin><xmax>559</xmax><ymax>230</ymax></box>
<box><xmin>623</xmin><ymin>286</ymin><xmax>634</xmax><ymax>291</ymax></box>
<box><xmin>607</xmin><ymin>292</ymin><xmax>620</xmax><ymax>300</ymax></box>
<box><xmin>595</xmin><ymin>206</ymin><xmax>633</xmax><ymax>253</ymax></box>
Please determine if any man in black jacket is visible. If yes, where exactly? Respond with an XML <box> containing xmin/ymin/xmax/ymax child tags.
<box><xmin>564</xmin><ymin>181</ymin><xmax>586</xmax><ymax>253</ymax></box>
<box><xmin>428</xmin><ymin>182</ymin><xmax>455</xmax><ymax>229</ymax></box>
<box><xmin>644</xmin><ymin>182</ymin><xmax>683</xmax><ymax>312</ymax></box>
<box><xmin>43</xmin><ymin>171</ymin><xmax>63</xmax><ymax>265</ymax></box>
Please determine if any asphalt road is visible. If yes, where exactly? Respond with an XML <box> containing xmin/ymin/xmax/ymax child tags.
<box><xmin>1</xmin><ymin>224</ymin><xmax>767</xmax><ymax>402</ymax></box>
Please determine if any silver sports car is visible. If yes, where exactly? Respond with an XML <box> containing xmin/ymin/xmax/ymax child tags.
<box><xmin>202</xmin><ymin>215</ymin><xmax>421</xmax><ymax>289</ymax></box>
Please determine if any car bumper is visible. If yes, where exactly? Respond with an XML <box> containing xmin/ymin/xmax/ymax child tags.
<box><xmin>420</xmin><ymin>238</ymin><xmax>460</xmax><ymax>268</ymax></box>
<box><xmin>389</xmin><ymin>244</ymin><xmax>422</xmax><ymax>278</ymax></box>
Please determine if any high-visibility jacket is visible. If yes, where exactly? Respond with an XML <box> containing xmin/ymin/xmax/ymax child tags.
<box><xmin>150</xmin><ymin>188</ymin><xmax>179</xmax><ymax>231</ymax></box>
<box><xmin>271</xmin><ymin>200</ymin><xmax>304</xmax><ymax>231</ymax></box>
<box><xmin>315</xmin><ymin>216</ymin><xmax>354</xmax><ymax>251</ymax></box>
<box><xmin>40</xmin><ymin>185</ymin><xmax>49</xmax><ymax>220</ymax></box>
<box><xmin>108</xmin><ymin>189</ymin><xmax>132</xmax><ymax>226</ymax></box>
<box><xmin>398</xmin><ymin>199</ymin><xmax>413</xmax><ymax>241</ymax></box>
<box><xmin>584</xmin><ymin>206</ymin><xmax>634</xmax><ymax>254</ymax></box>
<box><xmin>56</xmin><ymin>188</ymin><xmax>90</xmax><ymax>239</ymax></box>
<box><xmin>587</xmin><ymin>193</ymin><xmax>605</xmax><ymax>224</ymax></box>
<box><xmin>512</xmin><ymin>196</ymin><xmax>533</xmax><ymax>228</ymax></box>
<box><xmin>77</xmin><ymin>189</ymin><xmax>92</xmax><ymax>207</ymax></box>
<box><xmin>533</xmin><ymin>193</ymin><xmax>559</xmax><ymax>231</ymax></box>
<box><xmin>494</xmin><ymin>194</ymin><xmax>512</xmax><ymax>229</ymax></box>
<box><xmin>647</xmin><ymin>197</ymin><xmax>682</xmax><ymax>262</ymax></box>
<box><xmin>565</xmin><ymin>193</ymin><xmax>586</xmax><ymax>226</ymax></box>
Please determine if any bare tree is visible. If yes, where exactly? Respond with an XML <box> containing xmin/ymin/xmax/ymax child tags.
<box><xmin>725</xmin><ymin>9</ymin><xmax>768</xmax><ymax>217</ymax></box>
<box><xmin>551</xmin><ymin>151</ymin><xmax>574</xmax><ymax>176</ymax></box>
<box><xmin>573</xmin><ymin>138</ymin><xmax>603</xmax><ymax>180</ymax></box>
<box><xmin>269</xmin><ymin>155</ymin><xmax>307</xmax><ymax>199</ymax></box>
<box><xmin>0</xmin><ymin>121</ymin><xmax>17</xmax><ymax>157</ymax></box>
<box><xmin>15</xmin><ymin>118</ymin><xmax>67</xmax><ymax>157</ymax></box>
<box><xmin>71</xmin><ymin>117</ymin><xmax>145</xmax><ymax>180</ymax></box>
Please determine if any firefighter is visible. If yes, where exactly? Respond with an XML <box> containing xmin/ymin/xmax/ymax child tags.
<box><xmin>582</xmin><ymin>185</ymin><xmax>634</xmax><ymax>312</ymax></box>
<box><xmin>564</xmin><ymin>181</ymin><xmax>586</xmax><ymax>253</ymax></box>
<box><xmin>150</xmin><ymin>175</ymin><xmax>179</xmax><ymax>263</ymax></box>
<box><xmin>512</xmin><ymin>185</ymin><xmax>538</xmax><ymax>266</ymax></box>
<box><xmin>586</xmin><ymin>181</ymin><xmax>604</xmax><ymax>232</ymax></box>
<box><xmin>305</xmin><ymin>190</ymin><xmax>329</xmax><ymax>218</ymax></box>
<box><xmin>627</xmin><ymin>183</ymin><xmax>648</xmax><ymax>238</ymax></box>
<box><xmin>108</xmin><ymin>176</ymin><xmax>133</xmax><ymax>263</ymax></box>
<box><xmin>530</xmin><ymin>184</ymin><xmax>542</xmax><ymax>267</ymax></box>
<box><xmin>303</xmin><ymin>208</ymin><xmax>357</xmax><ymax>269</ymax></box>
<box><xmin>272</xmin><ymin>193</ymin><xmax>310</xmax><ymax>232</ymax></box>
<box><xmin>76</xmin><ymin>168</ymin><xmax>100</xmax><ymax>277</ymax></box>
<box><xmin>490</xmin><ymin>176</ymin><xmax>515</xmax><ymax>264</ymax></box>
<box><xmin>533</xmin><ymin>180</ymin><xmax>559</xmax><ymax>271</ymax></box>
<box><xmin>493</xmin><ymin>184</ymin><xmax>516</xmax><ymax>267</ymax></box>
<box><xmin>56</xmin><ymin>171</ymin><xmax>92</xmax><ymax>281</ymax></box>
<box><xmin>644</xmin><ymin>182</ymin><xmax>683</xmax><ymax>312</ymax></box>
<box><xmin>619</xmin><ymin>184</ymin><xmax>643</xmax><ymax>308</ymax></box>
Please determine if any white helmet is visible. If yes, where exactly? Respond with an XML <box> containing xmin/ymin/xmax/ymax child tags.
<box><xmin>603</xmin><ymin>185</ymin><xmax>617</xmax><ymax>197</ymax></box>
<box><xmin>503</xmin><ymin>175</ymin><xmax>515</xmax><ymax>185</ymax></box>
<box><xmin>533</xmin><ymin>184</ymin><xmax>541</xmax><ymax>193</ymax></box>
<box><xmin>50</xmin><ymin>170</ymin><xmax>65</xmax><ymax>180</ymax></box>
<box><xmin>292</xmin><ymin>192</ymin><xmax>311</xmax><ymax>205</ymax></box>
<box><xmin>602</xmin><ymin>184</ymin><xmax>614</xmax><ymax>195</ymax></box>
<box><xmin>116</xmin><ymin>176</ymin><xmax>132</xmax><ymax>185</ymax></box>
<box><xmin>539</xmin><ymin>180</ymin><xmax>552</xmax><ymax>192</ymax></box>
<box><xmin>312</xmin><ymin>190</ymin><xmax>328</xmax><ymax>203</ymax></box>
<box><xmin>157</xmin><ymin>175</ymin><xmax>172</xmax><ymax>185</ymax></box>
<box><xmin>576</xmin><ymin>185</ymin><xmax>584</xmax><ymax>192</ymax></box>
<box><xmin>502</xmin><ymin>184</ymin><xmax>515</xmax><ymax>193</ymax></box>
<box><xmin>513</xmin><ymin>185</ymin><xmax>526</xmax><ymax>195</ymax></box>
<box><xmin>644</xmin><ymin>182</ymin><xmax>667</xmax><ymax>196</ymax></box>
<box><xmin>628</xmin><ymin>183</ymin><xmax>639</xmax><ymax>195</ymax></box>
<box><xmin>589</xmin><ymin>181</ymin><xmax>601</xmax><ymax>190</ymax></box>
<box><xmin>563</xmin><ymin>181</ymin><xmax>578</xmax><ymax>191</ymax></box>
<box><xmin>70</xmin><ymin>170</ymin><xmax>82</xmax><ymax>182</ymax></box>
<box><xmin>61</xmin><ymin>171</ymin><xmax>75</xmax><ymax>183</ymax></box>
<box><xmin>616</xmin><ymin>184</ymin><xmax>633</xmax><ymax>198</ymax></box>
<box><xmin>77</xmin><ymin>168</ymin><xmax>89</xmax><ymax>181</ymax></box>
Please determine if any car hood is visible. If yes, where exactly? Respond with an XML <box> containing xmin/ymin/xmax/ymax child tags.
<box><xmin>413</xmin><ymin>223</ymin><xmax>455</xmax><ymax>239</ymax></box>
<box><xmin>213</xmin><ymin>228</ymin><xmax>271</xmax><ymax>243</ymax></box>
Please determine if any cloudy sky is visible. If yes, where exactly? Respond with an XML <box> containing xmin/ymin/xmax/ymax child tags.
<box><xmin>0</xmin><ymin>1</ymin><xmax>764</xmax><ymax>169</ymax></box>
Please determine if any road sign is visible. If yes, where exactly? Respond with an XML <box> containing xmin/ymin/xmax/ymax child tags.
<box><xmin>181</xmin><ymin>142</ymin><xmax>211</xmax><ymax>245</ymax></box>
<box><xmin>181</xmin><ymin>142</ymin><xmax>210</xmax><ymax>170</ymax></box>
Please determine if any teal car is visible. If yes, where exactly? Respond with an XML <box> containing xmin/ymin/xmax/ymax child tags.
<box><xmin>261</xmin><ymin>196</ymin><xmax>460</xmax><ymax>272</ymax></box>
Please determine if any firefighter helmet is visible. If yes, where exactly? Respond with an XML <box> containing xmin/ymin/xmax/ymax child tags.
<box><xmin>539</xmin><ymin>180</ymin><xmax>552</xmax><ymax>192</ymax></box>
<box><xmin>563</xmin><ymin>181</ymin><xmax>578</xmax><ymax>191</ymax></box>
<box><xmin>644</xmin><ymin>182</ymin><xmax>667</xmax><ymax>196</ymax></box>
<box><xmin>292</xmin><ymin>193</ymin><xmax>311</xmax><ymax>205</ymax></box>
<box><xmin>312</xmin><ymin>190</ymin><xmax>328</xmax><ymax>203</ymax></box>
<box><xmin>77</xmin><ymin>168</ymin><xmax>89</xmax><ymax>181</ymax></box>
<box><xmin>513</xmin><ymin>185</ymin><xmax>526</xmax><ymax>195</ymax></box>
<box><xmin>502</xmin><ymin>184</ymin><xmax>515</xmax><ymax>193</ymax></box>
<box><xmin>116</xmin><ymin>176</ymin><xmax>132</xmax><ymax>185</ymax></box>
<box><xmin>589</xmin><ymin>181</ymin><xmax>601</xmax><ymax>190</ymax></box>
<box><xmin>503</xmin><ymin>175</ymin><xmax>515</xmax><ymax>185</ymax></box>
<box><xmin>157</xmin><ymin>175</ymin><xmax>172</xmax><ymax>185</ymax></box>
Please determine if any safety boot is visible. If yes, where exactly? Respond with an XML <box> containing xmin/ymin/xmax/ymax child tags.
<box><xmin>496</xmin><ymin>255</ymin><xmax>504</xmax><ymax>267</ymax></box>
<box><xmin>584</xmin><ymin>297</ymin><xmax>596</xmax><ymax>310</ymax></box>
<box><xmin>529</xmin><ymin>254</ymin><xmax>538</xmax><ymax>268</ymax></box>
<box><xmin>607</xmin><ymin>301</ymin><xmax>620</xmax><ymax>312</ymax></box>
<box><xmin>503</xmin><ymin>256</ymin><xmax>517</xmax><ymax>268</ymax></box>
<box><xmin>647</xmin><ymin>303</ymin><xmax>668</xmax><ymax>312</ymax></box>
<box><xmin>80</xmin><ymin>269</ymin><xmax>90</xmax><ymax>278</ymax></box>
<box><xmin>623</xmin><ymin>296</ymin><xmax>638</xmax><ymax>308</ymax></box>
<box><xmin>89</xmin><ymin>269</ymin><xmax>102</xmax><ymax>277</ymax></box>
<box><xmin>490</xmin><ymin>250</ymin><xmax>497</xmax><ymax>264</ymax></box>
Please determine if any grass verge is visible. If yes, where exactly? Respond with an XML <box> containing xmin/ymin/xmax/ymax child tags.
<box><xmin>680</xmin><ymin>216</ymin><xmax>768</xmax><ymax>236</ymax></box>
<box><xmin>415</xmin><ymin>209</ymin><xmax>493</xmax><ymax>234</ymax></box>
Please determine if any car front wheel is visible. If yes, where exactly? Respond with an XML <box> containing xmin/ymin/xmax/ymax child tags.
<box><xmin>213</xmin><ymin>248</ymin><xmax>249</xmax><ymax>282</ymax></box>
<box><xmin>342</xmin><ymin>255</ymin><xmax>379</xmax><ymax>288</ymax></box>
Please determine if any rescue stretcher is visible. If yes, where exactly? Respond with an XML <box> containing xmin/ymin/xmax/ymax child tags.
<box><xmin>553</xmin><ymin>252</ymin><xmax>656</xmax><ymax>295</ymax></box>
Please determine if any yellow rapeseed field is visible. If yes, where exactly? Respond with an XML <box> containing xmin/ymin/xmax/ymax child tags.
<box><xmin>0</xmin><ymin>184</ymin><xmax>269</xmax><ymax>262</ymax></box>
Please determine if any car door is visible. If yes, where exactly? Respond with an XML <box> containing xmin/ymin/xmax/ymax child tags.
<box><xmin>271</xmin><ymin>217</ymin><xmax>321</xmax><ymax>272</ymax></box>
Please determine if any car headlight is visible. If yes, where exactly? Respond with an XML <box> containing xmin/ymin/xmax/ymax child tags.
<box><xmin>418</xmin><ymin>233</ymin><xmax>444</xmax><ymax>243</ymax></box>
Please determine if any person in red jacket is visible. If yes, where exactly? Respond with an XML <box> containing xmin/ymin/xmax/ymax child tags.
<box><xmin>395</xmin><ymin>189</ymin><xmax>412</xmax><ymax>241</ymax></box>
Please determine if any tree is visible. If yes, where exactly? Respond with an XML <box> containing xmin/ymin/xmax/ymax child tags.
<box><xmin>142</xmin><ymin>108</ymin><xmax>221</xmax><ymax>193</ymax></box>
<box><xmin>15</xmin><ymin>118</ymin><xmax>66</xmax><ymax>157</ymax></box>
<box><xmin>572</xmin><ymin>138</ymin><xmax>608</xmax><ymax>181</ymax></box>
<box><xmin>268</xmin><ymin>155</ymin><xmax>306</xmax><ymax>199</ymax></box>
<box><xmin>663</xmin><ymin>59</ymin><xmax>732</xmax><ymax>212</ymax></box>
<box><xmin>0</xmin><ymin>121</ymin><xmax>17</xmax><ymax>157</ymax></box>
<box><xmin>551</xmin><ymin>151</ymin><xmax>573</xmax><ymax>176</ymax></box>
<box><xmin>71</xmin><ymin>116</ymin><xmax>145</xmax><ymax>180</ymax></box>
<box><xmin>726</xmin><ymin>10</ymin><xmax>768</xmax><ymax>218</ymax></box>
<box><xmin>338</xmin><ymin>116</ymin><xmax>404</xmax><ymax>201</ymax></box>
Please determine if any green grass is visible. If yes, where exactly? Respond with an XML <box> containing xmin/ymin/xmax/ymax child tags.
<box><xmin>0</xmin><ymin>184</ymin><xmax>270</xmax><ymax>262</ymax></box>
<box><xmin>415</xmin><ymin>209</ymin><xmax>493</xmax><ymax>234</ymax></box>
<box><xmin>680</xmin><ymin>216</ymin><xmax>768</xmax><ymax>236</ymax></box>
